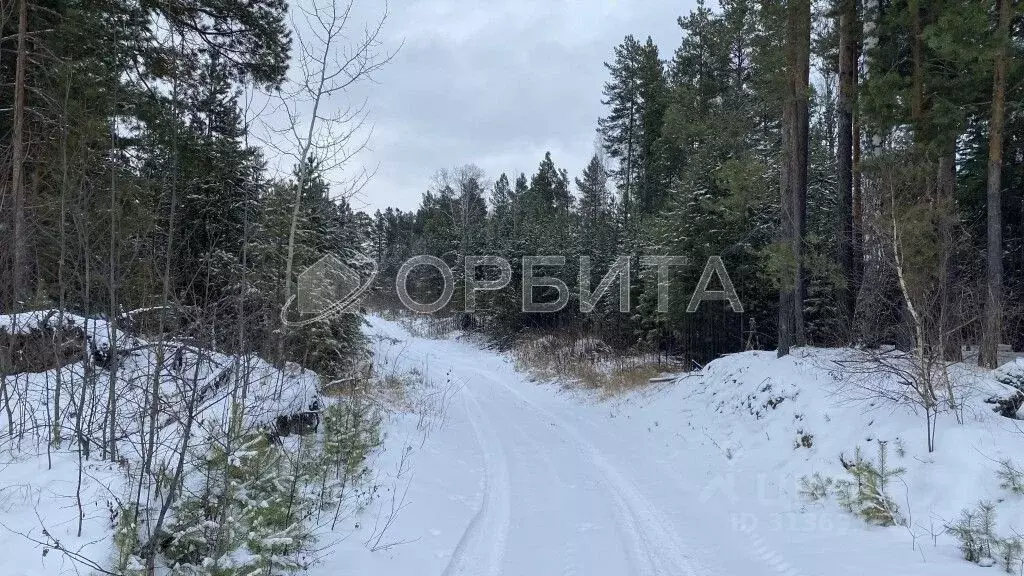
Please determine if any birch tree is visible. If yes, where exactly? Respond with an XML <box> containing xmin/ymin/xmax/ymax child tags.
<box><xmin>264</xmin><ymin>0</ymin><xmax>394</xmax><ymax>363</ymax></box>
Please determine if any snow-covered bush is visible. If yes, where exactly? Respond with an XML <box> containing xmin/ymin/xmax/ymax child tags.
<box><xmin>834</xmin><ymin>442</ymin><xmax>905</xmax><ymax>527</ymax></box>
<box><xmin>948</xmin><ymin>501</ymin><xmax>1000</xmax><ymax>565</ymax></box>
<box><xmin>798</xmin><ymin>472</ymin><xmax>833</xmax><ymax>503</ymax></box>
<box><xmin>800</xmin><ymin>442</ymin><xmax>906</xmax><ymax>526</ymax></box>
<box><xmin>837</xmin><ymin>348</ymin><xmax>961</xmax><ymax>452</ymax></box>
<box><xmin>990</xmin><ymin>366</ymin><xmax>1024</xmax><ymax>419</ymax></box>
<box><xmin>108</xmin><ymin>391</ymin><xmax>384</xmax><ymax>575</ymax></box>
<box><xmin>946</xmin><ymin>468</ymin><xmax>1024</xmax><ymax>574</ymax></box>
<box><xmin>998</xmin><ymin>538</ymin><xmax>1024</xmax><ymax>575</ymax></box>
<box><xmin>112</xmin><ymin>503</ymin><xmax>142</xmax><ymax>574</ymax></box>
<box><xmin>999</xmin><ymin>459</ymin><xmax>1024</xmax><ymax>496</ymax></box>
<box><xmin>995</xmin><ymin>366</ymin><xmax>1024</xmax><ymax>395</ymax></box>
<box><xmin>313</xmin><ymin>400</ymin><xmax>383</xmax><ymax>527</ymax></box>
<box><xmin>155</xmin><ymin>430</ymin><xmax>317</xmax><ymax>575</ymax></box>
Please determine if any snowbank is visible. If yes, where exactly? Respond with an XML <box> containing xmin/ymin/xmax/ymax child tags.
<box><xmin>656</xmin><ymin>347</ymin><xmax>1024</xmax><ymax>571</ymax></box>
<box><xmin>0</xmin><ymin>310</ymin><xmax>322</xmax><ymax>575</ymax></box>
<box><xmin>0</xmin><ymin>309</ymin><xmax>129</xmax><ymax>349</ymax></box>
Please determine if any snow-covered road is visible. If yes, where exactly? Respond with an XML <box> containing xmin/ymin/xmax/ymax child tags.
<box><xmin>325</xmin><ymin>317</ymin><xmax>788</xmax><ymax>576</ymax></box>
<box><xmin>444</xmin><ymin>359</ymin><xmax>703</xmax><ymax>576</ymax></box>
<box><xmin>320</xmin><ymin>316</ymin><xmax>995</xmax><ymax>576</ymax></box>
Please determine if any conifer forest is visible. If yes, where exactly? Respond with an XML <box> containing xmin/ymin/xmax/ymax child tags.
<box><xmin>1</xmin><ymin>0</ymin><xmax>1024</xmax><ymax>575</ymax></box>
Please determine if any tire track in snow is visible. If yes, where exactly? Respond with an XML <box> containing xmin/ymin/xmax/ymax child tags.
<box><xmin>464</xmin><ymin>365</ymin><xmax>707</xmax><ymax>576</ymax></box>
<box><xmin>551</xmin><ymin>419</ymin><xmax>704</xmax><ymax>576</ymax></box>
<box><xmin>497</xmin><ymin>396</ymin><xmax>590</xmax><ymax>576</ymax></box>
<box><xmin>740</xmin><ymin>524</ymin><xmax>808</xmax><ymax>576</ymax></box>
<box><xmin>485</xmin><ymin>366</ymin><xmax>810</xmax><ymax>576</ymax></box>
<box><xmin>495</xmin><ymin>390</ymin><xmax>654</xmax><ymax>576</ymax></box>
<box><xmin>439</xmin><ymin>386</ymin><xmax>511</xmax><ymax>576</ymax></box>
<box><xmin>384</xmin><ymin>323</ymin><xmax>817</xmax><ymax>576</ymax></box>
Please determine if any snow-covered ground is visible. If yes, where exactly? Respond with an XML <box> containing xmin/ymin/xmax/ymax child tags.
<box><xmin>0</xmin><ymin>310</ymin><xmax>321</xmax><ymax>575</ymax></box>
<box><xmin>2</xmin><ymin>312</ymin><xmax>1021</xmax><ymax>575</ymax></box>
<box><xmin>325</xmin><ymin>316</ymin><xmax>1024</xmax><ymax>576</ymax></box>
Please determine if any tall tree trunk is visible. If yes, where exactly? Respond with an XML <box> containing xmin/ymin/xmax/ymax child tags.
<box><xmin>779</xmin><ymin>0</ymin><xmax>811</xmax><ymax>356</ymax></box>
<box><xmin>9</xmin><ymin>0</ymin><xmax>30</xmax><ymax>309</ymax></box>
<box><xmin>107</xmin><ymin>111</ymin><xmax>119</xmax><ymax>461</ymax></box>
<box><xmin>854</xmin><ymin>0</ymin><xmax>889</xmax><ymax>346</ymax></box>
<box><xmin>908</xmin><ymin>0</ymin><xmax>930</xmax><ymax>356</ymax></box>
<box><xmin>937</xmin><ymin>144</ymin><xmax>961</xmax><ymax>361</ymax></box>
<box><xmin>853</xmin><ymin>96</ymin><xmax>863</xmax><ymax>301</ymax></box>
<box><xmin>836</xmin><ymin>0</ymin><xmax>859</xmax><ymax>341</ymax></box>
<box><xmin>909</xmin><ymin>0</ymin><xmax>924</xmax><ymax>127</ymax></box>
<box><xmin>623</xmin><ymin>102</ymin><xmax>635</xmax><ymax>234</ymax></box>
<box><xmin>981</xmin><ymin>0</ymin><xmax>1011</xmax><ymax>368</ymax></box>
<box><xmin>778</xmin><ymin>82</ymin><xmax>794</xmax><ymax>357</ymax></box>
<box><xmin>793</xmin><ymin>4</ymin><xmax>809</xmax><ymax>348</ymax></box>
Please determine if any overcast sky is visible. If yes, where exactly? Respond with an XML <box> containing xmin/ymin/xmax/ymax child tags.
<box><xmin>347</xmin><ymin>0</ymin><xmax>696</xmax><ymax>213</ymax></box>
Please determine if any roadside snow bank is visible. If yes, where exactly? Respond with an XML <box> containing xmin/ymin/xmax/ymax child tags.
<box><xmin>0</xmin><ymin>310</ymin><xmax>322</xmax><ymax>575</ymax></box>
<box><xmin>676</xmin><ymin>347</ymin><xmax>1024</xmax><ymax>570</ymax></box>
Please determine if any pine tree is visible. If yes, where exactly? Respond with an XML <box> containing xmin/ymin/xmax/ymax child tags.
<box><xmin>635</xmin><ymin>38</ymin><xmax>670</xmax><ymax>216</ymax></box>
<box><xmin>576</xmin><ymin>154</ymin><xmax>616</xmax><ymax>263</ymax></box>
<box><xmin>981</xmin><ymin>0</ymin><xmax>1013</xmax><ymax>368</ymax></box>
<box><xmin>777</xmin><ymin>0</ymin><xmax>811</xmax><ymax>357</ymax></box>
<box><xmin>489</xmin><ymin>173</ymin><xmax>514</xmax><ymax>249</ymax></box>
<box><xmin>835</xmin><ymin>0</ymin><xmax>860</xmax><ymax>340</ymax></box>
<box><xmin>600</xmin><ymin>35</ymin><xmax>643</xmax><ymax>231</ymax></box>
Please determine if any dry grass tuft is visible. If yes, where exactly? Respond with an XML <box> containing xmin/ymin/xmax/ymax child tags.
<box><xmin>512</xmin><ymin>334</ymin><xmax>682</xmax><ymax>398</ymax></box>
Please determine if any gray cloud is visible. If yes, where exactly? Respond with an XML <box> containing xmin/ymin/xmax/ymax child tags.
<box><xmin>345</xmin><ymin>0</ymin><xmax>692</xmax><ymax>212</ymax></box>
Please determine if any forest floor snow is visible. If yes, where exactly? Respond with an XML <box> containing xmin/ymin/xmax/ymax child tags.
<box><xmin>2</xmin><ymin>313</ymin><xmax>1022</xmax><ymax>575</ymax></box>
<box><xmin>0</xmin><ymin>310</ymin><xmax>321</xmax><ymax>575</ymax></box>
<box><xmin>323</xmin><ymin>315</ymin><xmax>1024</xmax><ymax>576</ymax></box>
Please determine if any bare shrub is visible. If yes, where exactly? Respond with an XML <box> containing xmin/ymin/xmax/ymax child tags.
<box><xmin>512</xmin><ymin>333</ymin><xmax>679</xmax><ymax>397</ymax></box>
<box><xmin>836</xmin><ymin>347</ymin><xmax>961</xmax><ymax>452</ymax></box>
<box><xmin>843</xmin><ymin>153</ymin><xmax>978</xmax><ymax>452</ymax></box>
